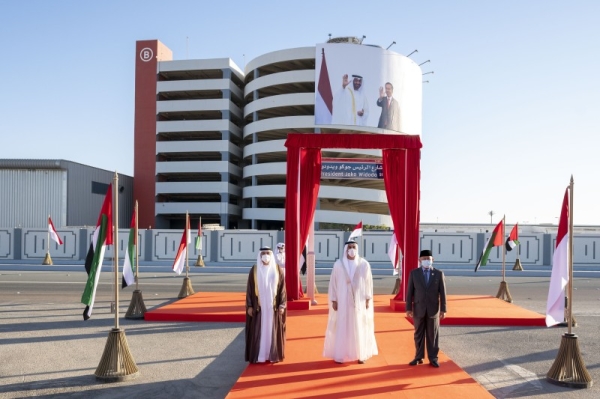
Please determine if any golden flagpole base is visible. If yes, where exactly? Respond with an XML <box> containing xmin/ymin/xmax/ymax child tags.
<box><xmin>125</xmin><ymin>290</ymin><xmax>147</xmax><ymax>319</ymax></box>
<box><xmin>512</xmin><ymin>258</ymin><xmax>524</xmax><ymax>271</ymax></box>
<box><xmin>391</xmin><ymin>278</ymin><xmax>401</xmax><ymax>295</ymax></box>
<box><xmin>42</xmin><ymin>252</ymin><xmax>53</xmax><ymax>265</ymax></box>
<box><xmin>178</xmin><ymin>277</ymin><xmax>195</xmax><ymax>299</ymax></box>
<box><xmin>194</xmin><ymin>255</ymin><xmax>205</xmax><ymax>267</ymax></box>
<box><xmin>547</xmin><ymin>333</ymin><xmax>593</xmax><ymax>388</ymax></box>
<box><xmin>496</xmin><ymin>281</ymin><xmax>513</xmax><ymax>303</ymax></box>
<box><xmin>95</xmin><ymin>328</ymin><xmax>139</xmax><ymax>382</ymax></box>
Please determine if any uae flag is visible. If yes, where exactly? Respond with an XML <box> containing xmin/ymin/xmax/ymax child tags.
<box><xmin>388</xmin><ymin>232</ymin><xmax>402</xmax><ymax>276</ymax></box>
<box><xmin>195</xmin><ymin>218</ymin><xmax>202</xmax><ymax>251</ymax></box>
<box><xmin>315</xmin><ymin>48</ymin><xmax>333</xmax><ymax>125</ymax></box>
<box><xmin>122</xmin><ymin>211</ymin><xmax>136</xmax><ymax>289</ymax></box>
<box><xmin>81</xmin><ymin>184</ymin><xmax>113</xmax><ymax>320</ymax></box>
<box><xmin>474</xmin><ymin>219</ymin><xmax>504</xmax><ymax>272</ymax></box>
<box><xmin>348</xmin><ymin>221</ymin><xmax>363</xmax><ymax>241</ymax></box>
<box><xmin>546</xmin><ymin>188</ymin><xmax>570</xmax><ymax>327</ymax></box>
<box><xmin>48</xmin><ymin>216</ymin><xmax>63</xmax><ymax>245</ymax></box>
<box><xmin>506</xmin><ymin>223</ymin><xmax>520</xmax><ymax>251</ymax></box>
<box><xmin>172</xmin><ymin>216</ymin><xmax>191</xmax><ymax>275</ymax></box>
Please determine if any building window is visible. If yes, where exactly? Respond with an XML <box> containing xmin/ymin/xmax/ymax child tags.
<box><xmin>91</xmin><ymin>181</ymin><xmax>110</xmax><ymax>195</ymax></box>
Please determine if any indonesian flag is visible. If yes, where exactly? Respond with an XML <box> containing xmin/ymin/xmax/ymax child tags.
<box><xmin>122</xmin><ymin>211</ymin><xmax>136</xmax><ymax>289</ymax></box>
<box><xmin>474</xmin><ymin>219</ymin><xmax>504</xmax><ymax>272</ymax></box>
<box><xmin>172</xmin><ymin>216</ymin><xmax>191</xmax><ymax>275</ymax></box>
<box><xmin>48</xmin><ymin>216</ymin><xmax>63</xmax><ymax>245</ymax></box>
<box><xmin>546</xmin><ymin>189</ymin><xmax>570</xmax><ymax>327</ymax></box>
<box><xmin>506</xmin><ymin>223</ymin><xmax>520</xmax><ymax>251</ymax></box>
<box><xmin>388</xmin><ymin>232</ymin><xmax>402</xmax><ymax>276</ymax></box>
<box><xmin>81</xmin><ymin>184</ymin><xmax>113</xmax><ymax>320</ymax></box>
<box><xmin>348</xmin><ymin>221</ymin><xmax>363</xmax><ymax>241</ymax></box>
<box><xmin>315</xmin><ymin>48</ymin><xmax>333</xmax><ymax>125</ymax></box>
<box><xmin>195</xmin><ymin>218</ymin><xmax>202</xmax><ymax>251</ymax></box>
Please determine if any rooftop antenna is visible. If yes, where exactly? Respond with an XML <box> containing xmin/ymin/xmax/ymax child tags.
<box><xmin>359</xmin><ymin>35</ymin><xmax>366</xmax><ymax>44</ymax></box>
<box><xmin>418</xmin><ymin>60</ymin><xmax>430</xmax><ymax>66</ymax></box>
<box><xmin>386</xmin><ymin>41</ymin><xmax>396</xmax><ymax>50</ymax></box>
<box><xmin>186</xmin><ymin>36</ymin><xmax>189</xmax><ymax>59</ymax></box>
<box><xmin>422</xmin><ymin>71</ymin><xmax>434</xmax><ymax>75</ymax></box>
<box><xmin>407</xmin><ymin>49</ymin><xmax>418</xmax><ymax>57</ymax></box>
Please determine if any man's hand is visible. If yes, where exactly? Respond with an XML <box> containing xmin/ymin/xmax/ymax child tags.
<box><xmin>247</xmin><ymin>307</ymin><xmax>253</xmax><ymax>317</ymax></box>
<box><xmin>440</xmin><ymin>311</ymin><xmax>446</xmax><ymax>320</ymax></box>
<box><xmin>357</xmin><ymin>109</ymin><xmax>364</xmax><ymax>117</ymax></box>
<box><xmin>332</xmin><ymin>301</ymin><xmax>338</xmax><ymax>311</ymax></box>
<box><xmin>279</xmin><ymin>307</ymin><xmax>285</xmax><ymax>315</ymax></box>
<box><xmin>366</xmin><ymin>299</ymin><xmax>370</xmax><ymax>309</ymax></box>
<box><xmin>406</xmin><ymin>311</ymin><xmax>413</xmax><ymax>318</ymax></box>
<box><xmin>379</xmin><ymin>86</ymin><xmax>384</xmax><ymax>98</ymax></box>
<box><xmin>342</xmin><ymin>74</ymin><xmax>349</xmax><ymax>88</ymax></box>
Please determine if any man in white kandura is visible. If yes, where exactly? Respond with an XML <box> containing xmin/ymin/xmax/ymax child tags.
<box><xmin>275</xmin><ymin>242</ymin><xmax>285</xmax><ymax>277</ymax></box>
<box><xmin>323</xmin><ymin>240</ymin><xmax>378</xmax><ymax>364</ymax></box>
<box><xmin>331</xmin><ymin>74</ymin><xmax>370</xmax><ymax>126</ymax></box>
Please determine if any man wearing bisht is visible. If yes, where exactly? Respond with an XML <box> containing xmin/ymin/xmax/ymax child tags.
<box><xmin>323</xmin><ymin>240</ymin><xmax>378</xmax><ymax>364</ymax></box>
<box><xmin>245</xmin><ymin>246</ymin><xmax>287</xmax><ymax>363</ymax></box>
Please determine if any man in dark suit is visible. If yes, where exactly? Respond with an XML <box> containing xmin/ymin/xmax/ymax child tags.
<box><xmin>405</xmin><ymin>249</ymin><xmax>447</xmax><ymax>367</ymax></box>
<box><xmin>376</xmin><ymin>82</ymin><xmax>400</xmax><ymax>131</ymax></box>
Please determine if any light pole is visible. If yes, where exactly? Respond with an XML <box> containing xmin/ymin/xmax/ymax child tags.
<box><xmin>488</xmin><ymin>210</ymin><xmax>495</xmax><ymax>224</ymax></box>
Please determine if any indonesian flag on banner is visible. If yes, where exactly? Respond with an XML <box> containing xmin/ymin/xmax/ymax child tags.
<box><xmin>81</xmin><ymin>184</ymin><xmax>113</xmax><ymax>320</ymax></box>
<box><xmin>388</xmin><ymin>233</ymin><xmax>402</xmax><ymax>276</ymax></box>
<box><xmin>546</xmin><ymin>189</ymin><xmax>570</xmax><ymax>327</ymax></box>
<box><xmin>348</xmin><ymin>221</ymin><xmax>363</xmax><ymax>241</ymax></box>
<box><xmin>172</xmin><ymin>216</ymin><xmax>191</xmax><ymax>275</ymax></box>
<box><xmin>195</xmin><ymin>218</ymin><xmax>202</xmax><ymax>251</ymax></box>
<box><xmin>474</xmin><ymin>219</ymin><xmax>504</xmax><ymax>272</ymax></box>
<box><xmin>48</xmin><ymin>216</ymin><xmax>63</xmax><ymax>245</ymax></box>
<box><xmin>506</xmin><ymin>223</ymin><xmax>520</xmax><ymax>251</ymax></box>
<box><xmin>122</xmin><ymin>211</ymin><xmax>136</xmax><ymax>289</ymax></box>
<box><xmin>315</xmin><ymin>48</ymin><xmax>333</xmax><ymax>124</ymax></box>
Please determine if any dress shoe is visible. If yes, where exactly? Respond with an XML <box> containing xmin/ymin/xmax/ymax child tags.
<box><xmin>409</xmin><ymin>358</ymin><xmax>423</xmax><ymax>366</ymax></box>
<box><xmin>430</xmin><ymin>359</ymin><xmax>439</xmax><ymax>368</ymax></box>
<box><xmin>358</xmin><ymin>360</ymin><xmax>365</xmax><ymax>364</ymax></box>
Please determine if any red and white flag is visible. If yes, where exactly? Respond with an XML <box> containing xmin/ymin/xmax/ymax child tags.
<box><xmin>388</xmin><ymin>232</ymin><xmax>402</xmax><ymax>276</ymax></box>
<box><xmin>172</xmin><ymin>215</ymin><xmax>191</xmax><ymax>275</ymax></box>
<box><xmin>315</xmin><ymin>48</ymin><xmax>333</xmax><ymax>125</ymax></box>
<box><xmin>48</xmin><ymin>216</ymin><xmax>63</xmax><ymax>245</ymax></box>
<box><xmin>546</xmin><ymin>188</ymin><xmax>570</xmax><ymax>327</ymax></box>
<box><xmin>348</xmin><ymin>221</ymin><xmax>363</xmax><ymax>241</ymax></box>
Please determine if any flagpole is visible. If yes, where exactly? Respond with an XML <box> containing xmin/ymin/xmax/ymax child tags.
<box><xmin>47</xmin><ymin>214</ymin><xmax>51</xmax><ymax>257</ymax></box>
<box><xmin>42</xmin><ymin>214</ymin><xmax>53</xmax><ymax>265</ymax></box>
<box><xmin>567</xmin><ymin>177</ymin><xmax>574</xmax><ymax>335</ymax></box>
<box><xmin>502</xmin><ymin>215</ymin><xmax>506</xmax><ymax>282</ymax></box>
<box><xmin>134</xmin><ymin>200</ymin><xmax>139</xmax><ymax>291</ymax></box>
<box><xmin>185</xmin><ymin>212</ymin><xmax>189</xmax><ymax>279</ymax></box>
<box><xmin>546</xmin><ymin>176</ymin><xmax>592</xmax><ymax>388</ymax></box>
<box><xmin>496</xmin><ymin>215</ymin><xmax>513</xmax><ymax>302</ymax></box>
<box><xmin>113</xmin><ymin>173</ymin><xmax>119</xmax><ymax>330</ymax></box>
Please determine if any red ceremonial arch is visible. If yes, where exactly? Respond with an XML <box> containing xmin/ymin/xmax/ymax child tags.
<box><xmin>284</xmin><ymin>133</ymin><xmax>422</xmax><ymax>301</ymax></box>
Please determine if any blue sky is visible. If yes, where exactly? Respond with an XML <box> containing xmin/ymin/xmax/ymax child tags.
<box><xmin>1</xmin><ymin>1</ymin><xmax>599</xmax><ymax>225</ymax></box>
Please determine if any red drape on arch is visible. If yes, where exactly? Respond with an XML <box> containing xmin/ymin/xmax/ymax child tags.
<box><xmin>284</xmin><ymin>133</ymin><xmax>421</xmax><ymax>301</ymax></box>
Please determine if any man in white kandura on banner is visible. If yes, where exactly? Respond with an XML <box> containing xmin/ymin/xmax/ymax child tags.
<box><xmin>331</xmin><ymin>74</ymin><xmax>370</xmax><ymax>126</ymax></box>
<box><xmin>323</xmin><ymin>240</ymin><xmax>378</xmax><ymax>364</ymax></box>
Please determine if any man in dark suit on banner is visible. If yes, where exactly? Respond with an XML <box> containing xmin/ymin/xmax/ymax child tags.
<box><xmin>376</xmin><ymin>82</ymin><xmax>400</xmax><ymax>131</ymax></box>
<box><xmin>406</xmin><ymin>249</ymin><xmax>447</xmax><ymax>367</ymax></box>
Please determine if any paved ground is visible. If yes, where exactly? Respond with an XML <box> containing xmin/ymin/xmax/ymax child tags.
<box><xmin>0</xmin><ymin>265</ymin><xmax>598</xmax><ymax>398</ymax></box>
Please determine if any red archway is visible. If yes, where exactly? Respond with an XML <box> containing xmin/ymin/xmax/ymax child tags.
<box><xmin>284</xmin><ymin>133</ymin><xmax>422</xmax><ymax>302</ymax></box>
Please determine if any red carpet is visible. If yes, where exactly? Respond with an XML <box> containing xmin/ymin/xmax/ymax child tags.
<box><xmin>227</xmin><ymin>294</ymin><xmax>492</xmax><ymax>398</ymax></box>
<box><xmin>145</xmin><ymin>293</ymin><xmax>546</xmax><ymax>397</ymax></box>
